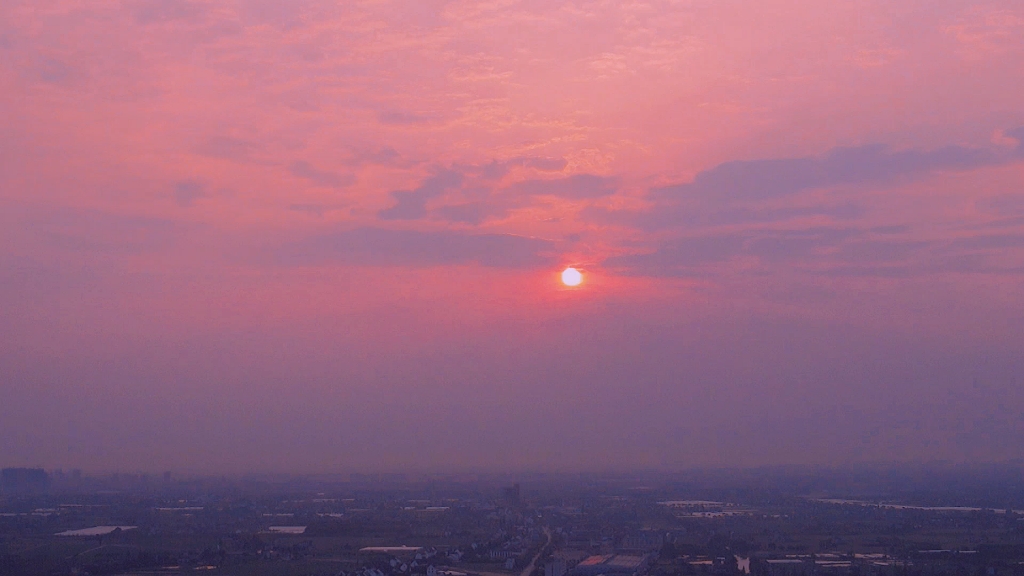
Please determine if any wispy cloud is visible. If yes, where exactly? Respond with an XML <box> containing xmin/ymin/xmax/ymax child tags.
<box><xmin>605</xmin><ymin>225</ymin><xmax>1024</xmax><ymax>278</ymax></box>
<box><xmin>595</xmin><ymin>138</ymin><xmax>1024</xmax><ymax>230</ymax></box>
<box><xmin>290</xmin><ymin>161</ymin><xmax>355</xmax><ymax>188</ymax></box>
<box><xmin>174</xmin><ymin>180</ymin><xmax>208</xmax><ymax>207</ymax></box>
<box><xmin>277</xmin><ymin>227</ymin><xmax>554</xmax><ymax>269</ymax></box>
<box><xmin>378</xmin><ymin>170</ymin><xmax>464</xmax><ymax>220</ymax></box>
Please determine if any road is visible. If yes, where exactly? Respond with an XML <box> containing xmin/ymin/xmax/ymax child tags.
<box><xmin>519</xmin><ymin>527</ymin><xmax>552</xmax><ymax>576</ymax></box>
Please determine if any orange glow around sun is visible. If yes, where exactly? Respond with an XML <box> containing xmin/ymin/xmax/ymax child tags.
<box><xmin>561</xmin><ymin>267</ymin><xmax>583</xmax><ymax>286</ymax></box>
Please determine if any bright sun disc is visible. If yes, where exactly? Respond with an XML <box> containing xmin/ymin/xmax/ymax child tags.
<box><xmin>561</xmin><ymin>267</ymin><xmax>583</xmax><ymax>286</ymax></box>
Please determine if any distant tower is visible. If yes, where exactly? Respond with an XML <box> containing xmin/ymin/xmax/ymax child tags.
<box><xmin>503</xmin><ymin>482</ymin><xmax>521</xmax><ymax>507</ymax></box>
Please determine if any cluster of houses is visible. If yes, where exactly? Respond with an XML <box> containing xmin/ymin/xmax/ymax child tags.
<box><xmin>352</xmin><ymin>546</ymin><xmax>472</xmax><ymax>576</ymax></box>
<box><xmin>335</xmin><ymin>566</ymin><xmax>469</xmax><ymax>576</ymax></box>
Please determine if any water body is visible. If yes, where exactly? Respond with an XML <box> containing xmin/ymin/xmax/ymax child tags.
<box><xmin>56</xmin><ymin>526</ymin><xmax>137</xmax><ymax>536</ymax></box>
<box><xmin>266</xmin><ymin>526</ymin><xmax>307</xmax><ymax>534</ymax></box>
<box><xmin>813</xmin><ymin>499</ymin><xmax>1024</xmax><ymax>514</ymax></box>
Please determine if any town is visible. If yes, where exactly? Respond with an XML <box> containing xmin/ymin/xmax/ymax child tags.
<box><xmin>3</xmin><ymin>466</ymin><xmax>1024</xmax><ymax>576</ymax></box>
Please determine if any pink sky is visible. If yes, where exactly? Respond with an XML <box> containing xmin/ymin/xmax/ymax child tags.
<box><xmin>1</xmin><ymin>0</ymin><xmax>1023</xmax><ymax>473</ymax></box>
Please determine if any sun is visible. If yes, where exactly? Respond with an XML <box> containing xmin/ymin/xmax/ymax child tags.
<box><xmin>561</xmin><ymin>267</ymin><xmax>583</xmax><ymax>287</ymax></box>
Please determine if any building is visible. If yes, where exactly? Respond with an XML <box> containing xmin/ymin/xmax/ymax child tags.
<box><xmin>546</xmin><ymin>558</ymin><xmax>568</xmax><ymax>576</ymax></box>
<box><xmin>503</xmin><ymin>483</ymin><xmax>522</xmax><ymax>507</ymax></box>
<box><xmin>1</xmin><ymin>468</ymin><xmax>50</xmax><ymax>494</ymax></box>
<box><xmin>572</xmin><ymin>555</ymin><xmax>650</xmax><ymax>576</ymax></box>
<box><xmin>490</xmin><ymin>549</ymin><xmax>523</xmax><ymax>560</ymax></box>
<box><xmin>620</xmin><ymin>532</ymin><xmax>664</xmax><ymax>553</ymax></box>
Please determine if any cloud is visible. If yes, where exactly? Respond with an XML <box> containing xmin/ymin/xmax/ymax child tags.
<box><xmin>595</xmin><ymin>137</ymin><xmax>1024</xmax><ymax>230</ymax></box>
<box><xmin>290</xmin><ymin>161</ymin><xmax>355</xmax><ymax>188</ymax></box>
<box><xmin>747</xmin><ymin>227</ymin><xmax>860</xmax><ymax>263</ymax></box>
<box><xmin>604</xmin><ymin>234</ymin><xmax>749</xmax><ymax>274</ymax></box>
<box><xmin>344</xmin><ymin>146</ymin><xmax>402</xmax><ymax>167</ymax></box>
<box><xmin>433</xmin><ymin>202</ymin><xmax>511</xmax><ymax>225</ymax></box>
<box><xmin>507</xmin><ymin>174</ymin><xmax>617</xmax><ymax>199</ymax></box>
<box><xmin>194</xmin><ymin>137</ymin><xmax>260</xmax><ymax>161</ymax></box>
<box><xmin>656</xmin><ymin>143</ymin><xmax>1009</xmax><ymax>202</ymax></box>
<box><xmin>132</xmin><ymin>0</ymin><xmax>207</xmax><ymax>24</ymax></box>
<box><xmin>584</xmin><ymin>202</ymin><xmax>865</xmax><ymax>230</ymax></box>
<box><xmin>174</xmin><ymin>180</ymin><xmax>207</xmax><ymax>207</ymax></box>
<box><xmin>277</xmin><ymin>227</ymin><xmax>554</xmax><ymax>269</ymax></box>
<box><xmin>973</xmin><ymin>215</ymin><xmax>1024</xmax><ymax>230</ymax></box>
<box><xmin>605</xmin><ymin>224</ymin><xmax>1024</xmax><ymax>278</ymax></box>
<box><xmin>1006</xmin><ymin>126</ymin><xmax>1024</xmax><ymax>144</ymax></box>
<box><xmin>240</xmin><ymin>0</ymin><xmax>313</xmax><ymax>29</ymax></box>
<box><xmin>378</xmin><ymin>170</ymin><xmax>464</xmax><ymax>220</ymax></box>
<box><xmin>32</xmin><ymin>208</ymin><xmax>183</xmax><ymax>255</ymax></box>
<box><xmin>510</xmin><ymin>156</ymin><xmax>568</xmax><ymax>171</ymax></box>
<box><xmin>945</xmin><ymin>233</ymin><xmax>1024</xmax><ymax>251</ymax></box>
<box><xmin>705</xmin><ymin>204</ymin><xmax>865</xmax><ymax>226</ymax></box>
<box><xmin>377</xmin><ymin>110</ymin><xmax>439</xmax><ymax>126</ymax></box>
<box><xmin>288</xmin><ymin>204</ymin><xmax>331</xmax><ymax>217</ymax></box>
<box><xmin>870</xmin><ymin>225</ymin><xmax>910</xmax><ymax>234</ymax></box>
<box><xmin>979</xmin><ymin>193</ymin><xmax>1024</xmax><ymax>215</ymax></box>
<box><xmin>452</xmin><ymin>160</ymin><xmax>511</xmax><ymax>181</ymax></box>
<box><xmin>371</xmin><ymin>160</ymin><xmax>586</xmax><ymax>224</ymax></box>
<box><xmin>27</xmin><ymin>56</ymin><xmax>74</xmax><ymax>85</ymax></box>
<box><xmin>451</xmin><ymin>156</ymin><xmax>568</xmax><ymax>182</ymax></box>
<box><xmin>604</xmin><ymin>227</ymin><xmax>876</xmax><ymax>276</ymax></box>
<box><xmin>835</xmin><ymin>239</ymin><xmax>929</xmax><ymax>264</ymax></box>
<box><xmin>418</xmin><ymin>173</ymin><xmax>613</xmax><ymax>224</ymax></box>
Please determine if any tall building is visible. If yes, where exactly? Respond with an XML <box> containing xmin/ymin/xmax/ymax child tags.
<box><xmin>1</xmin><ymin>468</ymin><xmax>51</xmax><ymax>494</ymax></box>
<box><xmin>546</xmin><ymin>558</ymin><xmax>568</xmax><ymax>576</ymax></box>
<box><xmin>502</xmin><ymin>482</ymin><xmax>521</xmax><ymax>507</ymax></box>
